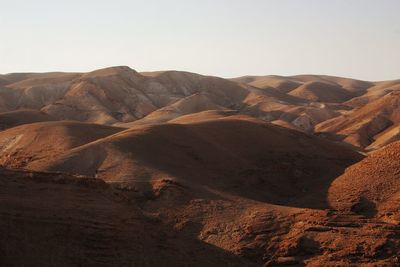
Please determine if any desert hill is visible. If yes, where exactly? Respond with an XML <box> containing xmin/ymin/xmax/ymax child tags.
<box><xmin>0</xmin><ymin>67</ymin><xmax>374</xmax><ymax>134</ymax></box>
<box><xmin>0</xmin><ymin>77</ymin><xmax>9</xmax><ymax>87</ymax></box>
<box><xmin>0</xmin><ymin>72</ymin><xmax>80</xmax><ymax>111</ymax></box>
<box><xmin>232</xmin><ymin>74</ymin><xmax>372</xmax><ymax>95</ymax></box>
<box><xmin>2</xmin><ymin>67</ymin><xmax>400</xmax><ymax>265</ymax></box>
<box><xmin>231</xmin><ymin>75</ymin><xmax>302</xmax><ymax>93</ymax></box>
<box><xmin>20</xmin><ymin>116</ymin><xmax>363</xmax><ymax>209</ymax></box>
<box><xmin>316</xmin><ymin>91</ymin><xmax>400</xmax><ymax>149</ymax></box>
<box><xmin>328</xmin><ymin>141</ymin><xmax>400</xmax><ymax>223</ymax></box>
<box><xmin>0</xmin><ymin>109</ymin><xmax>57</xmax><ymax>130</ymax></box>
<box><xmin>232</xmin><ymin>74</ymin><xmax>380</xmax><ymax>132</ymax></box>
<box><xmin>0</xmin><ymin>121</ymin><xmax>123</xmax><ymax>169</ymax></box>
<box><xmin>41</xmin><ymin>67</ymin><xmax>255</xmax><ymax>125</ymax></box>
<box><xmin>2</xmin><ymin>155</ymin><xmax>400</xmax><ymax>266</ymax></box>
<box><xmin>0</xmin><ymin>168</ymin><xmax>255</xmax><ymax>266</ymax></box>
<box><xmin>288</xmin><ymin>81</ymin><xmax>354</xmax><ymax>103</ymax></box>
<box><xmin>120</xmin><ymin>93</ymin><xmax>228</xmax><ymax>126</ymax></box>
<box><xmin>1</xmin><ymin>67</ymin><xmax>399</xmax><ymax>159</ymax></box>
<box><xmin>168</xmin><ymin>110</ymin><xmax>238</xmax><ymax>124</ymax></box>
<box><xmin>1</xmin><ymin>67</ymin><xmax>398</xmax><ymax>143</ymax></box>
<box><xmin>367</xmin><ymin>126</ymin><xmax>400</xmax><ymax>150</ymax></box>
<box><xmin>344</xmin><ymin>79</ymin><xmax>400</xmax><ymax>108</ymax></box>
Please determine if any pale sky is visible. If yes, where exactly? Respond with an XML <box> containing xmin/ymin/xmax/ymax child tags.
<box><xmin>0</xmin><ymin>0</ymin><xmax>399</xmax><ymax>81</ymax></box>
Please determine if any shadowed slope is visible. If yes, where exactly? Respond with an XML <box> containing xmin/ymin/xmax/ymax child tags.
<box><xmin>289</xmin><ymin>81</ymin><xmax>354</xmax><ymax>103</ymax></box>
<box><xmin>0</xmin><ymin>77</ymin><xmax>10</xmax><ymax>87</ymax></box>
<box><xmin>169</xmin><ymin>110</ymin><xmax>238</xmax><ymax>124</ymax></box>
<box><xmin>345</xmin><ymin>79</ymin><xmax>400</xmax><ymax>108</ymax></box>
<box><xmin>0</xmin><ymin>121</ymin><xmax>123</xmax><ymax>169</ymax></box>
<box><xmin>0</xmin><ymin>168</ymin><xmax>253</xmax><ymax>266</ymax></box>
<box><xmin>2</xmin><ymin>73</ymin><xmax>80</xmax><ymax>111</ymax></box>
<box><xmin>316</xmin><ymin>91</ymin><xmax>400</xmax><ymax>148</ymax></box>
<box><xmin>232</xmin><ymin>74</ymin><xmax>373</xmax><ymax>95</ymax></box>
<box><xmin>0</xmin><ymin>109</ymin><xmax>57</xmax><ymax>130</ymax></box>
<box><xmin>118</xmin><ymin>93</ymin><xmax>228</xmax><ymax>126</ymax></box>
<box><xmin>30</xmin><ymin>117</ymin><xmax>362</xmax><ymax>208</ymax></box>
<box><xmin>231</xmin><ymin>75</ymin><xmax>302</xmax><ymax>93</ymax></box>
<box><xmin>42</xmin><ymin>67</ymin><xmax>252</xmax><ymax>124</ymax></box>
<box><xmin>328</xmin><ymin>141</ymin><xmax>400</xmax><ymax>223</ymax></box>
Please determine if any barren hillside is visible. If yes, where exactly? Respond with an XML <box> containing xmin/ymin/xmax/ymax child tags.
<box><xmin>1</xmin><ymin>67</ymin><xmax>400</xmax><ymax>266</ymax></box>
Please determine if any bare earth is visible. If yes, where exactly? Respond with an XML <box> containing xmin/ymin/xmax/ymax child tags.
<box><xmin>0</xmin><ymin>66</ymin><xmax>400</xmax><ymax>266</ymax></box>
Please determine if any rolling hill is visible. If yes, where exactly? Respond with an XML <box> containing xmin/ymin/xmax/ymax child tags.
<box><xmin>0</xmin><ymin>121</ymin><xmax>123</xmax><ymax>169</ymax></box>
<box><xmin>1</xmin><ymin>66</ymin><xmax>400</xmax><ymax>265</ymax></box>
<box><xmin>316</xmin><ymin>91</ymin><xmax>400</xmax><ymax>149</ymax></box>
<box><xmin>18</xmin><ymin>116</ymin><xmax>363</xmax><ymax>209</ymax></box>
<box><xmin>328</xmin><ymin>141</ymin><xmax>400</xmax><ymax>223</ymax></box>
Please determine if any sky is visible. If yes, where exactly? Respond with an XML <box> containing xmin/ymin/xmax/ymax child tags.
<box><xmin>0</xmin><ymin>0</ymin><xmax>399</xmax><ymax>81</ymax></box>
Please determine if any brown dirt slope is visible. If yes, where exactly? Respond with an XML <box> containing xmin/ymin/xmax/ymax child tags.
<box><xmin>367</xmin><ymin>126</ymin><xmax>400</xmax><ymax>151</ymax></box>
<box><xmin>42</xmin><ymin>67</ymin><xmax>252</xmax><ymax>125</ymax></box>
<box><xmin>1</xmin><ymin>73</ymin><xmax>80</xmax><ymax>111</ymax></box>
<box><xmin>0</xmin><ymin>168</ymin><xmax>253</xmax><ymax>266</ymax></box>
<box><xmin>0</xmin><ymin>121</ymin><xmax>123</xmax><ymax>169</ymax></box>
<box><xmin>3</xmin><ymin>68</ymin><xmax>383</xmax><ymax>135</ymax></box>
<box><xmin>168</xmin><ymin>110</ymin><xmax>238</xmax><ymax>124</ymax></box>
<box><xmin>316</xmin><ymin>91</ymin><xmax>400</xmax><ymax>148</ymax></box>
<box><xmin>231</xmin><ymin>75</ymin><xmax>302</xmax><ymax>93</ymax></box>
<box><xmin>0</xmin><ymin>77</ymin><xmax>9</xmax><ymax>87</ymax></box>
<box><xmin>232</xmin><ymin>74</ymin><xmax>373</xmax><ymax>95</ymax></box>
<box><xmin>345</xmin><ymin>79</ymin><xmax>400</xmax><ymax>108</ymax></box>
<box><xmin>29</xmin><ymin>117</ymin><xmax>362</xmax><ymax>209</ymax></box>
<box><xmin>328</xmin><ymin>141</ymin><xmax>400</xmax><ymax>223</ymax></box>
<box><xmin>289</xmin><ymin>81</ymin><xmax>354</xmax><ymax>103</ymax></box>
<box><xmin>2</xmin><ymin>164</ymin><xmax>400</xmax><ymax>266</ymax></box>
<box><xmin>0</xmin><ymin>109</ymin><xmax>57</xmax><ymax>130</ymax></box>
<box><xmin>120</xmin><ymin>93</ymin><xmax>228</xmax><ymax>126</ymax></box>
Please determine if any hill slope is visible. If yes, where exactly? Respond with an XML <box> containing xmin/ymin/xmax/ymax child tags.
<box><xmin>0</xmin><ymin>109</ymin><xmax>57</xmax><ymax>130</ymax></box>
<box><xmin>328</xmin><ymin>141</ymin><xmax>400</xmax><ymax>223</ymax></box>
<box><xmin>26</xmin><ymin>117</ymin><xmax>362</xmax><ymax>208</ymax></box>
<box><xmin>316</xmin><ymin>91</ymin><xmax>400</xmax><ymax>149</ymax></box>
<box><xmin>0</xmin><ymin>168</ymin><xmax>253</xmax><ymax>266</ymax></box>
<box><xmin>0</xmin><ymin>121</ymin><xmax>123</xmax><ymax>169</ymax></box>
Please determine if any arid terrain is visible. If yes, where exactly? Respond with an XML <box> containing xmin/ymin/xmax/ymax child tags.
<box><xmin>1</xmin><ymin>66</ymin><xmax>400</xmax><ymax>266</ymax></box>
